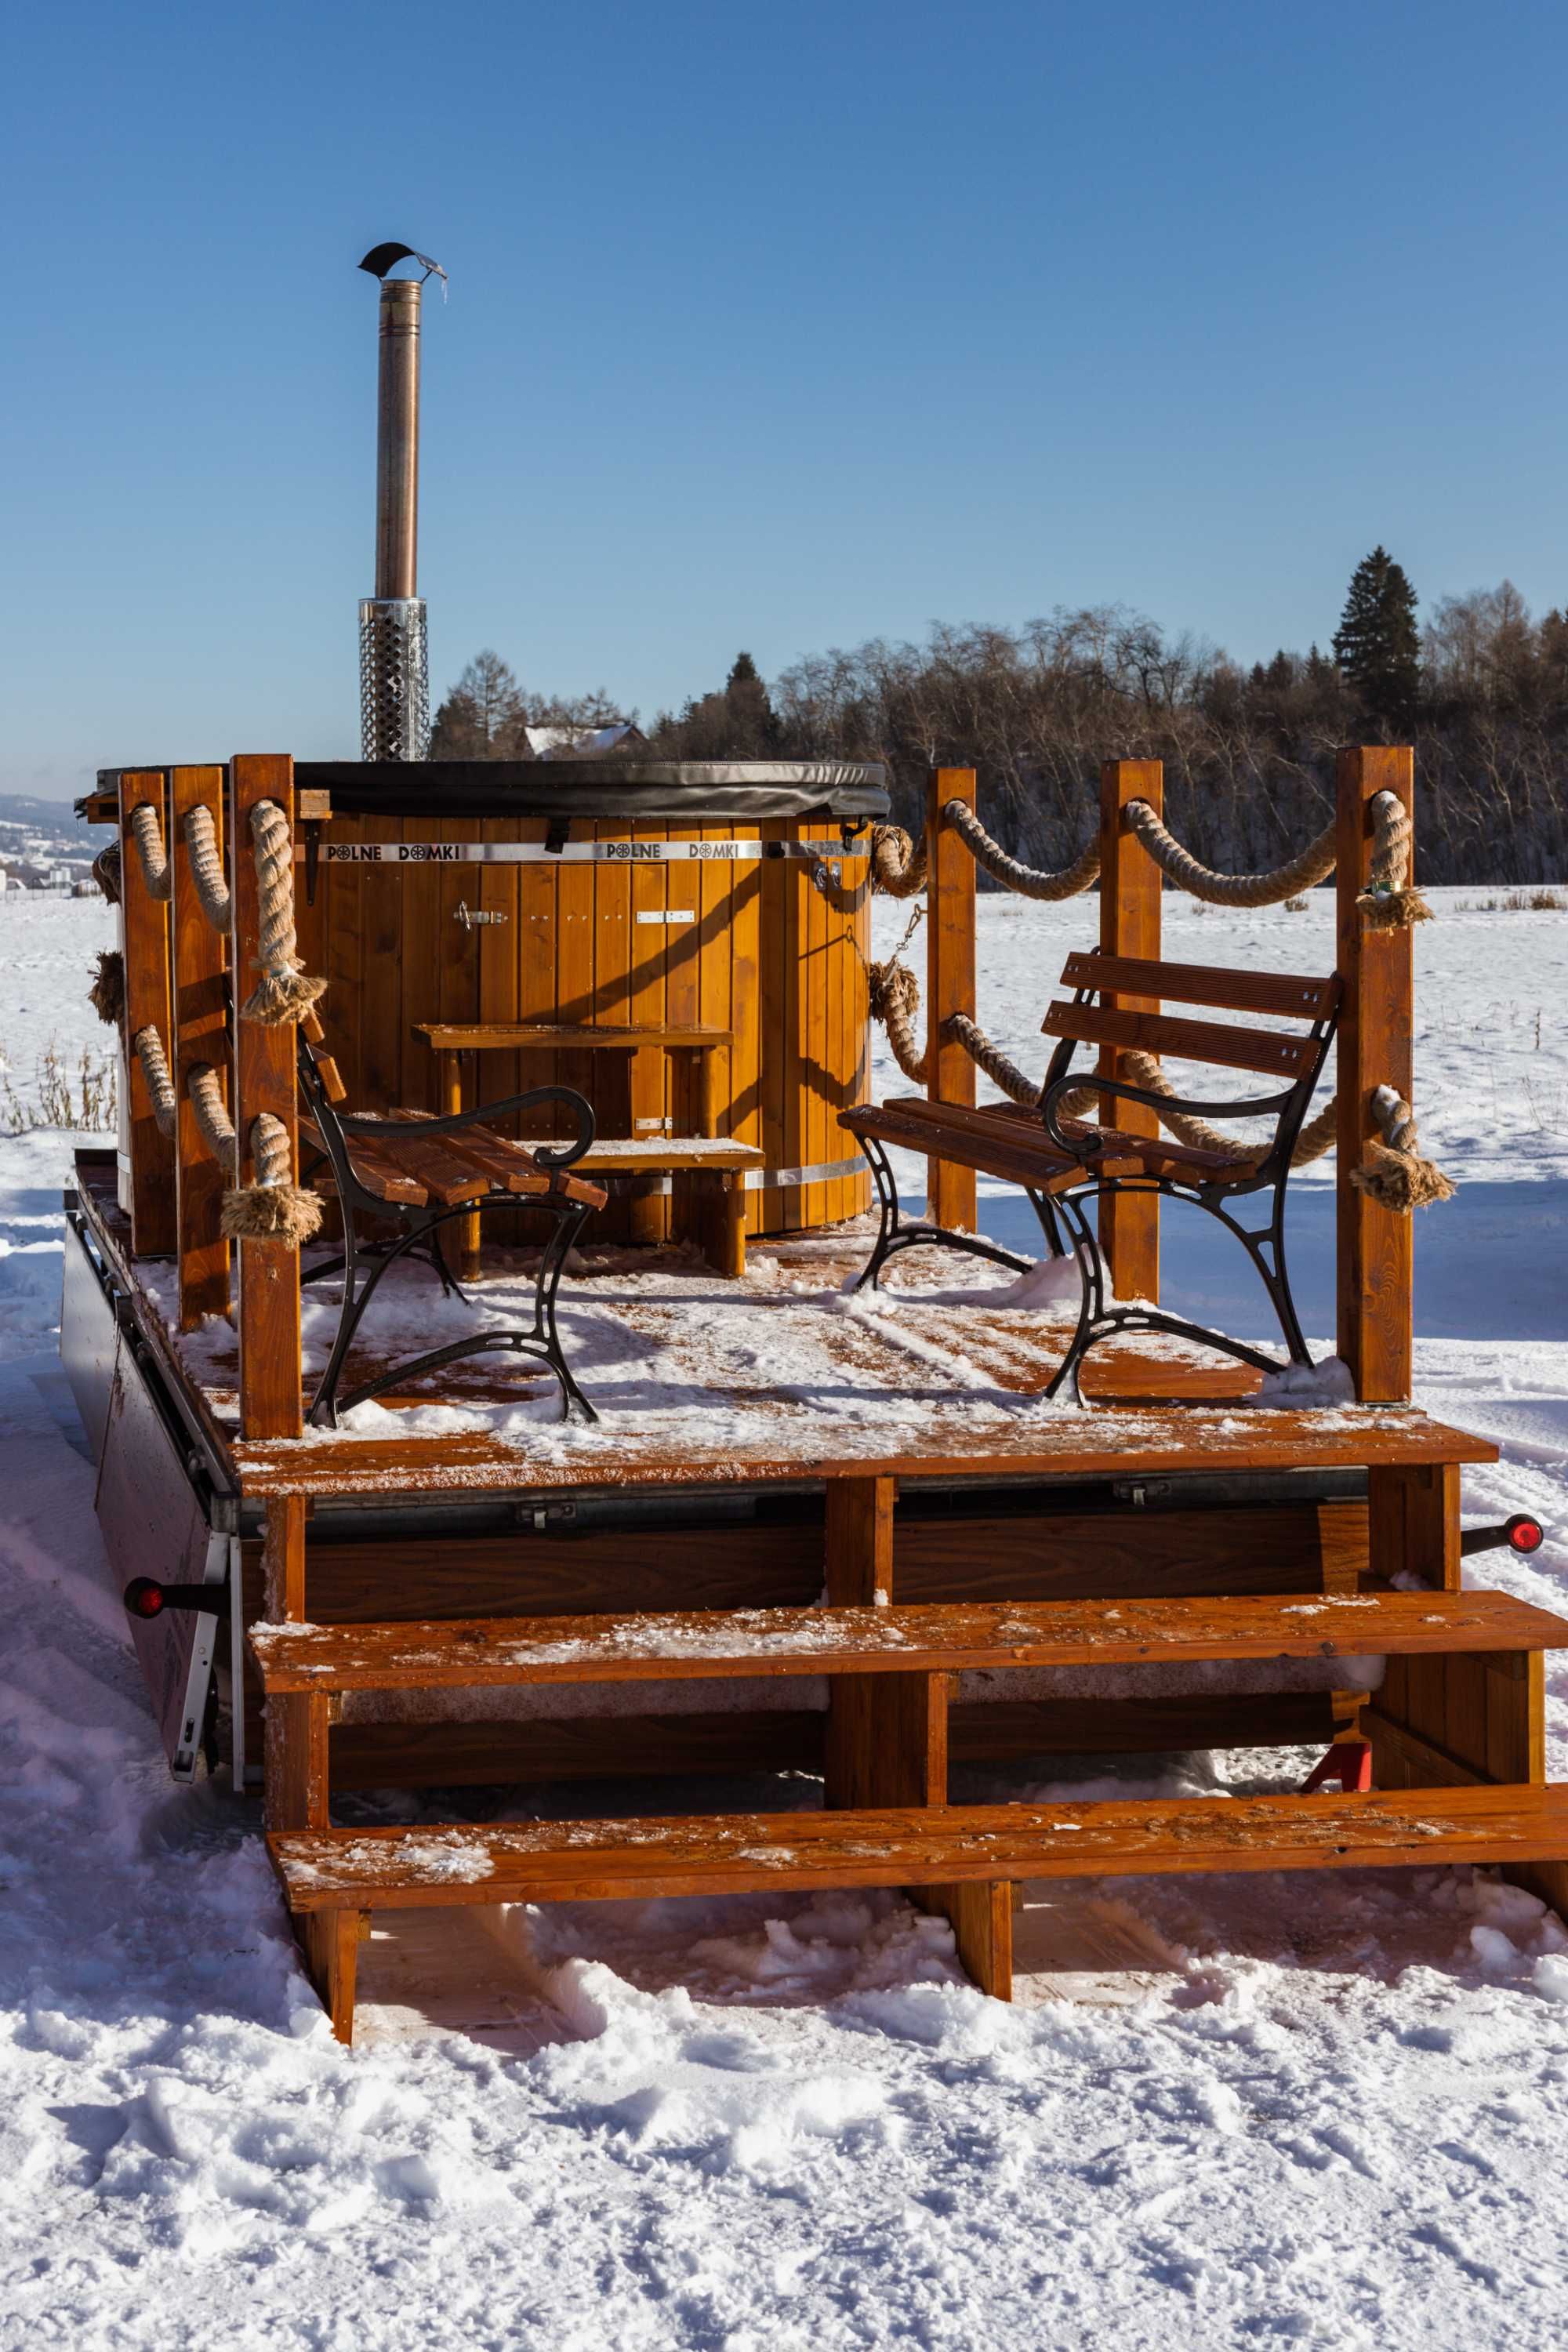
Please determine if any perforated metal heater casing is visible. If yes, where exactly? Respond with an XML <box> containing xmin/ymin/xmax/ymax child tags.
<box><xmin>359</xmin><ymin>597</ymin><xmax>430</xmax><ymax>760</ymax></box>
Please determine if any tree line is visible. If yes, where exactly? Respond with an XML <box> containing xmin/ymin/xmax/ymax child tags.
<box><xmin>430</xmin><ymin>553</ymin><xmax>1568</xmax><ymax>883</ymax></box>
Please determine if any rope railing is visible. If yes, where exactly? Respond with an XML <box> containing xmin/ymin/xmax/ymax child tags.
<box><xmin>183</xmin><ymin>804</ymin><xmax>232</xmax><ymax>934</ymax></box>
<box><xmin>241</xmin><ymin>799</ymin><xmax>325</xmax><ymax>1026</ymax></box>
<box><xmin>131</xmin><ymin>1025</ymin><xmax>177</xmax><ymax>1138</ymax></box>
<box><xmin>1122</xmin><ymin>800</ymin><xmax>1338</xmax><ymax>908</ymax></box>
<box><xmin>128</xmin><ymin>802</ymin><xmax>172</xmax><ymax>902</ymax></box>
<box><xmin>940</xmin><ymin>800</ymin><xmax>1100</xmax><ymax>900</ymax></box>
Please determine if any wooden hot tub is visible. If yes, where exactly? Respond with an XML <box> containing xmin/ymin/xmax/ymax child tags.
<box><xmin>289</xmin><ymin>757</ymin><xmax>888</xmax><ymax>1239</ymax></box>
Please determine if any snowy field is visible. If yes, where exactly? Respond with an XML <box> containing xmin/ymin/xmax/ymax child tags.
<box><xmin>3</xmin><ymin>883</ymin><xmax>1568</xmax><ymax>2349</ymax></box>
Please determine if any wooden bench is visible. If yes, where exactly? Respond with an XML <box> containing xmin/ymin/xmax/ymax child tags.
<box><xmin>252</xmin><ymin>1586</ymin><xmax>1568</xmax><ymax>2042</ymax></box>
<box><xmin>296</xmin><ymin>1036</ymin><xmax>609</xmax><ymax>1427</ymax></box>
<box><xmin>841</xmin><ymin>949</ymin><xmax>1342</xmax><ymax>1400</ymax></box>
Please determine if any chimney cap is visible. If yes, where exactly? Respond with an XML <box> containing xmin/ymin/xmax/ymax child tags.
<box><xmin>358</xmin><ymin>242</ymin><xmax>447</xmax><ymax>285</ymax></box>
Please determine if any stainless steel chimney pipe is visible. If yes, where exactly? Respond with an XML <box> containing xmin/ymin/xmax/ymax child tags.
<box><xmin>359</xmin><ymin>256</ymin><xmax>436</xmax><ymax>759</ymax></box>
<box><xmin>375</xmin><ymin>275</ymin><xmax>421</xmax><ymax>600</ymax></box>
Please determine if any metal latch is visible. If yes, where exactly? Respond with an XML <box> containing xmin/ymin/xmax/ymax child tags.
<box><xmin>517</xmin><ymin>1501</ymin><xmax>577</xmax><ymax>1534</ymax></box>
<box><xmin>453</xmin><ymin>900</ymin><xmax>508</xmax><ymax>931</ymax></box>
<box><xmin>1112</xmin><ymin>1477</ymin><xmax>1175</xmax><ymax>1508</ymax></box>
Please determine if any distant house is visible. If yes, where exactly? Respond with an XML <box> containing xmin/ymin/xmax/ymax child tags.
<box><xmin>522</xmin><ymin>722</ymin><xmax>646</xmax><ymax>760</ymax></box>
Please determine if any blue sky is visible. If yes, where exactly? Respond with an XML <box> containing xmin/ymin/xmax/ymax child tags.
<box><xmin>4</xmin><ymin>0</ymin><xmax>1566</xmax><ymax>797</ymax></box>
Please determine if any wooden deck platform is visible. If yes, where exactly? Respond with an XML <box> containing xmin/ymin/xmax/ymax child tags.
<box><xmin>71</xmin><ymin>1152</ymin><xmax>1495</xmax><ymax>1504</ymax></box>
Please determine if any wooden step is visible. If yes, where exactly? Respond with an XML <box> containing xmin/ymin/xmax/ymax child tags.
<box><xmin>250</xmin><ymin>1589</ymin><xmax>1568</xmax><ymax>1695</ymax></box>
<box><xmin>270</xmin><ymin>1783</ymin><xmax>1568</xmax><ymax>1915</ymax></box>
<box><xmin>232</xmin><ymin>1408</ymin><xmax>1499</xmax><ymax>1501</ymax></box>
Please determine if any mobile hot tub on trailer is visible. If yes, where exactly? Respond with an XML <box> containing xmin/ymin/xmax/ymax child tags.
<box><xmin>59</xmin><ymin>745</ymin><xmax>1568</xmax><ymax>2045</ymax></box>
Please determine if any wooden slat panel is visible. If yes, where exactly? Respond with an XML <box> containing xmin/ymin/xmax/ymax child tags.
<box><xmin>898</xmin><ymin>1501</ymin><xmax>1369</xmax><ymax>1602</ymax></box>
<box><xmin>270</xmin><ymin>1784</ymin><xmax>1568</xmax><ymax>1912</ymax></box>
<box><xmin>169</xmin><ymin>764</ymin><xmax>230</xmax><ymax>1325</ymax></box>
<box><xmin>1061</xmin><ymin>953</ymin><xmax>1339</xmax><ymax>1021</ymax></box>
<box><xmin>1043</xmin><ymin>1000</ymin><xmax>1315</xmax><ymax>1079</ymax></box>
<box><xmin>730</xmin><ymin>828</ymin><xmax>763</xmax><ymax>1236</ymax></box>
<box><xmin>119</xmin><ymin>768</ymin><xmax>177</xmax><ymax>1255</ymax></box>
<box><xmin>361</xmin><ymin>818</ymin><xmax>405</xmax><ymax>1116</ymax></box>
<box><xmin>251</xmin><ymin>1588</ymin><xmax>1568</xmax><ymax>1693</ymax></box>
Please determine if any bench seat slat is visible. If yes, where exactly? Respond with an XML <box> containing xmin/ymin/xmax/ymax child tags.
<box><xmin>1059</xmin><ymin>953</ymin><xmax>1341</xmax><ymax>1022</ymax></box>
<box><xmin>873</xmin><ymin>1096</ymin><xmax>1249</xmax><ymax>1181</ymax></box>
<box><xmin>250</xmin><ymin>1589</ymin><xmax>1568</xmax><ymax>1693</ymax></box>
<box><xmin>269</xmin><ymin>1783</ymin><xmax>1568</xmax><ymax>1911</ymax></box>
<box><xmin>1042</xmin><ymin>1000</ymin><xmax>1317</xmax><ymax>1079</ymax></box>
<box><xmin>840</xmin><ymin>1103</ymin><xmax>1141</xmax><ymax>1189</ymax></box>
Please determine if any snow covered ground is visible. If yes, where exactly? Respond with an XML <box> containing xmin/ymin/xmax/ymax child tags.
<box><xmin>3</xmin><ymin>884</ymin><xmax>1568</xmax><ymax>2348</ymax></box>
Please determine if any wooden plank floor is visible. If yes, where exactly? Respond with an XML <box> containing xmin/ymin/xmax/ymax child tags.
<box><xmin>74</xmin><ymin>1154</ymin><xmax>1497</xmax><ymax>1501</ymax></box>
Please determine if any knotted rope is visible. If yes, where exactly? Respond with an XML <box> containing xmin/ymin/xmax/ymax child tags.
<box><xmin>186</xmin><ymin>1062</ymin><xmax>238</xmax><ymax>1175</ymax></box>
<box><xmin>1350</xmin><ymin>1084</ymin><xmax>1455</xmax><ymax>1210</ymax></box>
<box><xmin>89</xmin><ymin>949</ymin><xmax>125</xmax><ymax>1029</ymax></box>
<box><xmin>868</xmin><ymin>958</ymin><xmax>928</xmax><ymax>1083</ymax></box>
<box><xmin>1123</xmin><ymin>799</ymin><xmax>1338</xmax><ymax>907</ymax></box>
<box><xmin>183</xmin><ymin>804</ymin><xmax>232</xmax><ymax>933</ymax></box>
<box><xmin>93</xmin><ymin>841</ymin><xmax>122</xmax><ymax>906</ymax></box>
<box><xmin>131</xmin><ymin>1025</ymin><xmax>177</xmax><ymax>1139</ymax></box>
<box><xmin>220</xmin><ymin>1105</ymin><xmax>325</xmax><ymax>1244</ymax></box>
<box><xmin>1123</xmin><ymin>788</ymin><xmax>1431</xmax><ymax>927</ymax></box>
<box><xmin>128</xmin><ymin>803</ymin><xmax>172</xmax><ymax>902</ymax></box>
<box><xmin>941</xmin><ymin>800</ymin><xmax>1101</xmax><ymax>900</ymax></box>
<box><xmin>869</xmin><ymin>824</ymin><xmax>927</xmax><ymax>899</ymax></box>
<box><xmin>1359</xmin><ymin>791</ymin><xmax>1432</xmax><ymax>930</ymax></box>
<box><xmin>241</xmin><ymin>800</ymin><xmax>326</xmax><ymax>1026</ymax></box>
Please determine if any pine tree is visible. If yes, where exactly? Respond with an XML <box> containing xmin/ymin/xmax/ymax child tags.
<box><xmin>723</xmin><ymin>652</ymin><xmax>780</xmax><ymax>753</ymax></box>
<box><xmin>1332</xmin><ymin>548</ymin><xmax>1421</xmax><ymax>732</ymax></box>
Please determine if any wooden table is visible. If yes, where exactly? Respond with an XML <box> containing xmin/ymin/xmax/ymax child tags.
<box><xmin>412</xmin><ymin>1023</ymin><xmax>747</xmax><ymax>1275</ymax></box>
<box><xmin>414</xmin><ymin>1023</ymin><xmax>737</xmax><ymax>1143</ymax></box>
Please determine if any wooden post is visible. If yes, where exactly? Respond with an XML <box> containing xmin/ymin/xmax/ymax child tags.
<box><xmin>231</xmin><ymin>753</ymin><xmax>303</xmax><ymax>1441</ymax></box>
<box><xmin>1336</xmin><ymin>746</ymin><xmax>1415</xmax><ymax>1401</ymax></box>
<box><xmin>1097</xmin><ymin>760</ymin><xmax>1163</xmax><ymax>1303</ymax></box>
<box><xmin>925</xmin><ymin>767</ymin><xmax>977</xmax><ymax>1230</ymax></box>
<box><xmin>170</xmin><ymin>766</ymin><xmax>231</xmax><ymax>1328</ymax></box>
<box><xmin>443</xmin><ymin>1047</ymin><xmax>481</xmax><ymax>1282</ymax></box>
<box><xmin>261</xmin><ymin>1494</ymin><xmax>327</xmax><ymax>1829</ymax></box>
<box><xmin>118</xmin><ymin>770</ymin><xmax>176</xmax><ymax>1258</ymax></box>
<box><xmin>1368</xmin><ymin>1461</ymin><xmax>1461</xmax><ymax>1591</ymax></box>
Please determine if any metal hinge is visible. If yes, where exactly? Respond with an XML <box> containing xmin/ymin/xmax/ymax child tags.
<box><xmin>1112</xmin><ymin>1477</ymin><xmax>1175</xmax><ymax>1508</ymax></box>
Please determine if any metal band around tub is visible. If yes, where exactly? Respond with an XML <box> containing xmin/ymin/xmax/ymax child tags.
<box><xmin>296</xmin><ymin>839</ymin><xmax>868</xmax><ymax>866</ymax></box>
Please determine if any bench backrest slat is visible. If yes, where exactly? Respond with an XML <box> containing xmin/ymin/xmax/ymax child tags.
<box><xmin>1058</xmin><ymin>953</ymin><xmax>1340</xmax><ymax>1022</ymax></box>
<box><xmin>1042</xmin><ymin>1000</ymin><xmax>1317</xmax><ymax>1080</ymax></box>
